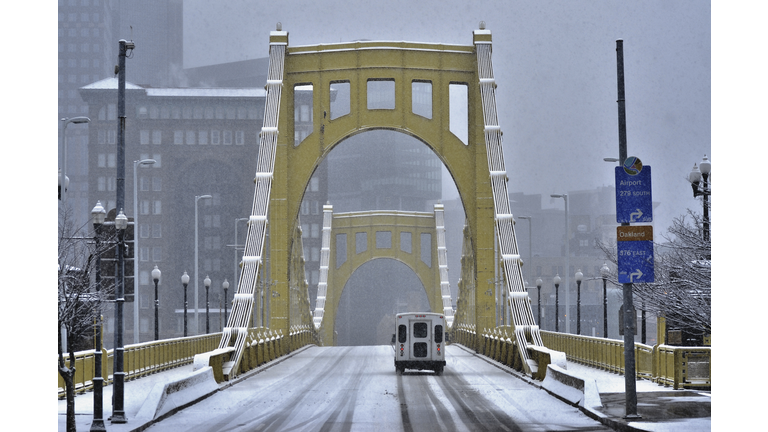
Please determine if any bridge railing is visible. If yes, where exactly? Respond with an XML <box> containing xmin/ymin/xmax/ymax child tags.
<box><xmin>540</xmin><ymin>330</ymin><xmax>710</xmax><ymax>390</ymax></box>
<box><xmin>58</xmin><ymin>333</ymin><xmax>222</xmax><ymax>399</ymax></box>
<box><xmin>58</xmin><ymin>326</ymin><xmax>318</xmax><ymax>399</ymax></box>
<box><xmin>452</xmin><ymin>327</ymin><xmax>710</xmax><ymax>390</ymax></box>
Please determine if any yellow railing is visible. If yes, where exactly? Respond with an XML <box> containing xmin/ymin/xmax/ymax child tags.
<box><xmin>58</xmin><ymin>333</ymin><xmax>221</xmax><ymax>399</ymax></box>
<box><xmin>459</xmin><ymin>328</ymin><xmax>710</xmax><ymax>390</ymax></box>
<box><xmin>59</xmin><ymin>327</ymin><xmax>318</xmax><ymax>398</ymax></box>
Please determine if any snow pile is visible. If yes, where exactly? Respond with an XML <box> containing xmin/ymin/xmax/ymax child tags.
<box><xmin>136</xmin><ymin>366</ymin><xmax>219</xmax><ymax>420</ymax></box>
<box><xmin>541</xmin><ymin>364</ymin><xmax>602</xmax><ymax>409</ymax></box>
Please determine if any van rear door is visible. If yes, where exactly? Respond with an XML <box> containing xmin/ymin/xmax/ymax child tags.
<box><xmin>410</xmin><ymin>319</ymin><xmax>431</xmax><ymax>360</ymax></box>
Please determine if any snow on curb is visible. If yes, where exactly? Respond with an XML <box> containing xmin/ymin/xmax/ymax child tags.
<box><xmin>541</xmin><ymin>364</ymin><xmax>602</xmax><ymax>409</ymax></box>
<box><xmin>136</xmin><ymin>366</ymin><xmax>220</xmax><ymax>421</ymax></box>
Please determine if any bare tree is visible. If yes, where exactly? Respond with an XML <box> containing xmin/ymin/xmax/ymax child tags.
<box><xmin>58</xmin><ymin>206</ymin><xmax>114</xmax><ymax>432</ymax></box>
<box><xmin>599</xmin><ymin>208</ymin><xmax>711</xmax><ymax>340</ymax></box>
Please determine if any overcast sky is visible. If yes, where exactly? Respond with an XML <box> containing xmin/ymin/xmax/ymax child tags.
<box><xmin>183</xmin><ymin>0</ymin><xmax>711</xmax><ymax>235</ymax></box>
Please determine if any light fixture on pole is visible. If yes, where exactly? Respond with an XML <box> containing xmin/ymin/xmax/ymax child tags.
<box><xmin>688</xmin><ymin>155</ymin><xmax>711</xmax><ymax>243</ymax></box>
<box><xmin>535</xmin><ymin>277</ymin><xmax>542</xmax><ymax>327</ymax></box>
<box><xmin>59</xmin><ymin>116</ymin><xmax>90</xmax><ymax>203</ymax></box>
<box><xmin>601</xmin><ymin>262</ymin><xmax>610</xmax><ymax>338</ymax></box>
<box><xmin>553</xmin><ymin>274</ymin><xmax>561</xmax><ymax>332</ymax></box>
<box><xmin>181</xmin><ymin>272</ymin><xmax>190</xmax><ymax>337</ymax></box>
<box><xmin>90</xmin><ymin>201</ymin><xmax>106</xmax><ymax>432</ymax></box>
<box><xmin>152</xmin><ymin>265</ymin><xmax>161</xmax><ymax>341</ymax></box>
<box><xmin>550</xmin><ymin>193</ymin><xmax>570</xmax><ymax>333</ymax></box>
<box><xmin>575</xmin><ymin>269</ymin><xmax>583</xmax><ymax>335</ymax></box>
<box><xmin>132</xmin><ymin>158</ymin><xmax>156</xmax><ymax>344</ymax></box>
<box><xmin>112</xmin><ymin>208</ymin><xmax>128</xmax><ymax>423</ymax></box>
<box><xmin>222</xmin><ymin>279</ymin><xmax>230</xmax><ymax>327</ymax></box>
<box><xmin>204</xmin><ymin>275</ymin><xmax>211</xmax><ymax>334</ymax></box>
<box><xmin>194</xmin><ymin>194</ymin><xmax>212</xmax><ymax>335</ymax></box>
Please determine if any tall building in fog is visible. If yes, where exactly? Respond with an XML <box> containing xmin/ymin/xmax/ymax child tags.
<box><xmin>58</xmin><ymin>0</ymin><xmax>184</xmax><ymax>227</ymax></box>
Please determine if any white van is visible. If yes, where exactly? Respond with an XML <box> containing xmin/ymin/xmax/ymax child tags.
<box><xmin>392</xmin><ymin>312</ymin><xmax>446</xmax><ymax>375</ymax></box>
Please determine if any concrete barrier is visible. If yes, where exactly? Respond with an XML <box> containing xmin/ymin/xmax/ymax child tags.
<box><xmin>136</xmin><ymin>366</ymin><xmax>220</xmax><ymax>420</ymax></box>
<box><xmin>541</xmin><ymin>364</ymin><xmax>602</xmax><ymax>409</ymax></box>
<box><xmin>193</xmin><ymin>347</ymin><xmax>235</xmax><ymax>383</ymax></box>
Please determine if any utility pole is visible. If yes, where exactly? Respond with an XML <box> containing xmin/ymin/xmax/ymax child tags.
<box><xmin>616</xmin><ymin>38</ymin><xmax>640</xmax><ymax>420</ymax></box>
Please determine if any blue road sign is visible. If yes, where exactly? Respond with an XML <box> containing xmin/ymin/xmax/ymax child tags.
<box><xmin>617</xmin><ymin>226</ymin><xmax>655</xmax><ymax>283</ymax></box>
<box><xmin>615</xmin><ymin>159</ymin><xmax>653</xmax><ymax>223</ymax></box>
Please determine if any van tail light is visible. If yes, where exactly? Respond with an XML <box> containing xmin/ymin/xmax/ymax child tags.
<box><xmin>400</xmin><ymin>344</ymin><xmax>404</xmax><ymax>357</ymax></box>
<box><xmin>437</xmin><ymin>343</ymin><xmax>441</xmax><ymax>355</ymax></box>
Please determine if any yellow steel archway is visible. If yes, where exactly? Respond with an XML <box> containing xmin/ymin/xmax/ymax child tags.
<box><xmin>319</xmin><ymin>209</ymin><xmax>442</xmax><ymax>345</ymax></box>
<box><xmin>269</xmin><ymin>30</ymin><xmax>496</xmax><ymax>335</ymax></box>
<box><xmin>222</xmin><ymin>25</ymin><xmax>544</xmax><ymax>379</ymax></box>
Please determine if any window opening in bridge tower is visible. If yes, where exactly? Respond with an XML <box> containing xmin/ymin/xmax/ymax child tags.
<box><xmin>412</xmin><ymin>80</ymin><xmax>432</xmax><ymax>119</ymax></box>
<box><xmin>330</xmin><ymin>81</ymin><xmax>350</xmax><ymax>120</ymax></box>
<box><xmin>400</xmin><ymin>231</ymin><xmax>412</xmax><ymax>253</ymax></box>
<box><xmin>376</xmin><ymin>231</ymin><xmax>392</xmax><ymax>249</ymax></box>
<box><xmin>356</xmin><ymin>232</ymin><xmax>367</xmax><ymax>254</ymax></box>
<box><xmin>294</xmin><ymin>84</ymin><xmax>313</xmax><ymax>146</ymax></box>
<box><xmin>421</xmin><ymin>233</ymin><xmax>432</xmax><ymax>267</ymax></box>
<box><xmin>336</xmin><ymin>233</ymin><xmax>347</xmax><ymax>268</ymax></box>
<box><xmin>367</xmin><ymin>79</ymin><xmax>395</xmax><ymax>110</ymax></box>
<box><xmin>449</xmin><ymin>83</ymin><xmax>468</xmax><ymax>145</ymax></box>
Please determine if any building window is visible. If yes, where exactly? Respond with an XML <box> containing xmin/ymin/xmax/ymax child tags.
<box><xmin>152</xmin><ymin>130</ymin><xmax>162</xmax><ymax>145</ymax></box>
<box><xmin>186</xmin><ymin>130</ymin><xmax>196</xmax><ymax>145</ymax></box>
<box><xmin>140</xmin><ymin>223</ymin><xmax>150</xmax><ymax>239</ymax></box>
<box><xmin>211</xmin><ymin>130</ymin><xmax>220</xmax><ymax>145</ymax></box>
<box><xmin>140</xmin><ymin>200</ymin><xmax>150</xmax><ymax>215</ymax></box>
<box><xmin>235</xmin><ymin>131</ymin><xmax>244</xmax><ymax>145</ymax></box>
<box><xmin>198</xmin><ymin>130</ymin><xmax>208</xmax><ymax>145</ymax></box>
<box><xmin>152</xmin><ymin>177</ymin><xmax>162</xmax><ymax>192</ymax></box>
<box><xmin>152</xmin><ymin>154</ymin><xmax>161</xmax><ymax>167</ymax></box>
<box><xmin>140</xmin><ymin>130</ymin><xmax>150</xmax><ymax>145</ymax></box>
<box><xmin>223</xmin><ymin>130</ymin><xmax>232</xmax><ymax>145</ymax></box>
<box><xmin>97</xmin><ymin>176</ymin><xmax>106</xmax><ymax>191</ymax></box>
<box><xmin>152</xmin><ymin>224</ymin><xmax>162</xmax><ymax>238</ymax></box>
<box><xmin>107</xmin><ymin>153</ymin><xmax>115</xmax><ymax>168</ymax></box>
<box><xmin>97</xmin><ymin>154</ymin><xmax>106</xmax><ymax>168</ymax></box>
<box><xmin>152</xmin><ymin>247</ymin><xmax>163</xmax><ymax>262</ymax></box>
<box><xmin>153</xmin><ymin>200</ymin><xmax>162</xmax><ymax>215</ymax></box>
<box><xmin>140</xmin><ymin>247</ymin><xmax>149</xmax><ymax>262</ymax></box>
<box><xmin>108</xmin><ymin>130</ymin><xmax>116</xmax><ymax>145</ymax></box>
<box><xmin>174</xmin><ymin>130</ymin><xmax>183</xmax><ymax>145</ymax></box>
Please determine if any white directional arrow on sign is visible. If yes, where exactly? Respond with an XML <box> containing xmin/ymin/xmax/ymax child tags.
<box><xmin>630</xmin><ymin>269</ymin><xmax>643</xmax><ymax>282</ymax></box>
<box><xmin>630</xmin><ymin>209</ymin><xmax>644</xmax><ymax>223</ymax></box>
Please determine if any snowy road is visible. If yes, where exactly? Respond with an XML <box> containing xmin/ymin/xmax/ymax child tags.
<box><xmin>145</xmin><ymin>345</ymin><xmax>611</xmax><ymax>431</ymax></box>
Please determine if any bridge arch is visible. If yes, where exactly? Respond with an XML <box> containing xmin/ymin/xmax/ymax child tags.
<box><xmin>222</xmin><ymin>27</ymin><xmax>542</xmax><ymax>379</ymax></box>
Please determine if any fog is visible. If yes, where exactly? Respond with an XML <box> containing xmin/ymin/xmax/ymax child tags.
<box><xmin>49</xmin><ymin>1</ymin><xmax>717</xmax><ymax>347</ymax></box>
<box><xmin>184</xmin><ymin>0</ymin><xmax>711</xmax><ymax>234</ymax></box>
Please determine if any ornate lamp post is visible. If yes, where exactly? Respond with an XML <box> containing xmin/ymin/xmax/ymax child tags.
<box><xmin>535</xmin><ymin>277</ymin><xmax>542</xmax><ymax>327</ymax></box>
<box><xmin>112</xmin><ymin>208</ymin><xmax>128</xmax><ymax>423</ymax></box>
<box><xmin>152</xmin><ymin>265</ymin><xmax>161</xmax><ymax>340</ymax></box>
<box><xmin>194</xmin><ymin>194</ymin><xmax>212</xmax><ymax>334</ymax></box>
<box><xmin>553</xmin><ymin>274</ymin><xmax>561</xmax><ymax>332</ymax></box>
<box><xmin>204</xmin><ymin>275</ymin><xmax>211</xmax><ymax>334</ymax></box>
<box><xmin>688</xmin><ymin>155</ymin><xmax>711</xmax><ymax>242</ymax></box>
<box><xmin>181</xmin><ymin>272</ymin><xmax>190</xmax><ymax>337</ymax></box>
<box><xmin>90</xmin><ymin>201</ymin><xmax>106</xmax><ymax>432</ymax></box>
<box><xmin>575</xmin><ymin>269</ymin><xmax>583</xmax><ymax>335</ymax></box>
<box><xmin>222</xmin><ymin>279</ymin><xmax>230</xmax><ymax>327</ymax></box>
<box><xmin>601</xmin><ymin>262</ymin><xmax>610</xmax><ymax>339</ymax></box>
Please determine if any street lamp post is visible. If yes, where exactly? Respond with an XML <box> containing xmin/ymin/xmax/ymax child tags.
<box><xmin>222</xmin><ymin>279</ymin><xmax>230</xmax><ymax>327</ymax></box>
<box><xmin>90</xmin><ymin>202</ymin><xmax>106</xmax><ymax>432</ymax></box>
<box><xmin>553</xmin><ymin>274</ymin><xmax>561</xmax><ymax>332</ymax></box>
<box><xmin>601</xmin><ymin>262</ymin><xmax>610</xmax><ymax>339</ymax></box>
<box><xmin>112</xmin><ymin>208</ymin><xmax>128</xmax><ymax>423</ymax></box>
<box><xmin>535</xmin><ymin>277</ymin><xmax>542</xmax><ymax>327</ymax></box>
<box><xmin>181</xmin><ymin>272</ymin><xmax>189</xmax><ymax>337</ymax></box>
<box><xmin>688</xmin><ymin>155</ymin><xmax>711</xmax><ymax>243</ymax></box>
<box><xmin>194</xmin><ymin>194</ymin><xmax>212</xmax><ymax>334</ymax></box>
<box><xmin>550</xmin><ymin>193</ymin><xmax>570</xmax><ymax>333</ymax></box>
<box><xmin>204</xmin><ymin>275</ymin><xmax>211</xmax><ymax>334</ymax></box>
<box><xmin>152</xmin><ymin>266</ymin><xmax>161</xmax><ymax>341</ymax></box>
<box><xmin>59</xmin><ymin>116</ymin><xmax>90</xmax><ymax>203</ymax></box>
<box><xmin>575</xmin><ymin>269</ymin><xmax>583</xmax><ymax>335</ymax></box>
<box><xmin>133</xmin><ymin>158</ymin><xmax>156</xmax><ymax>344</ymax></box>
